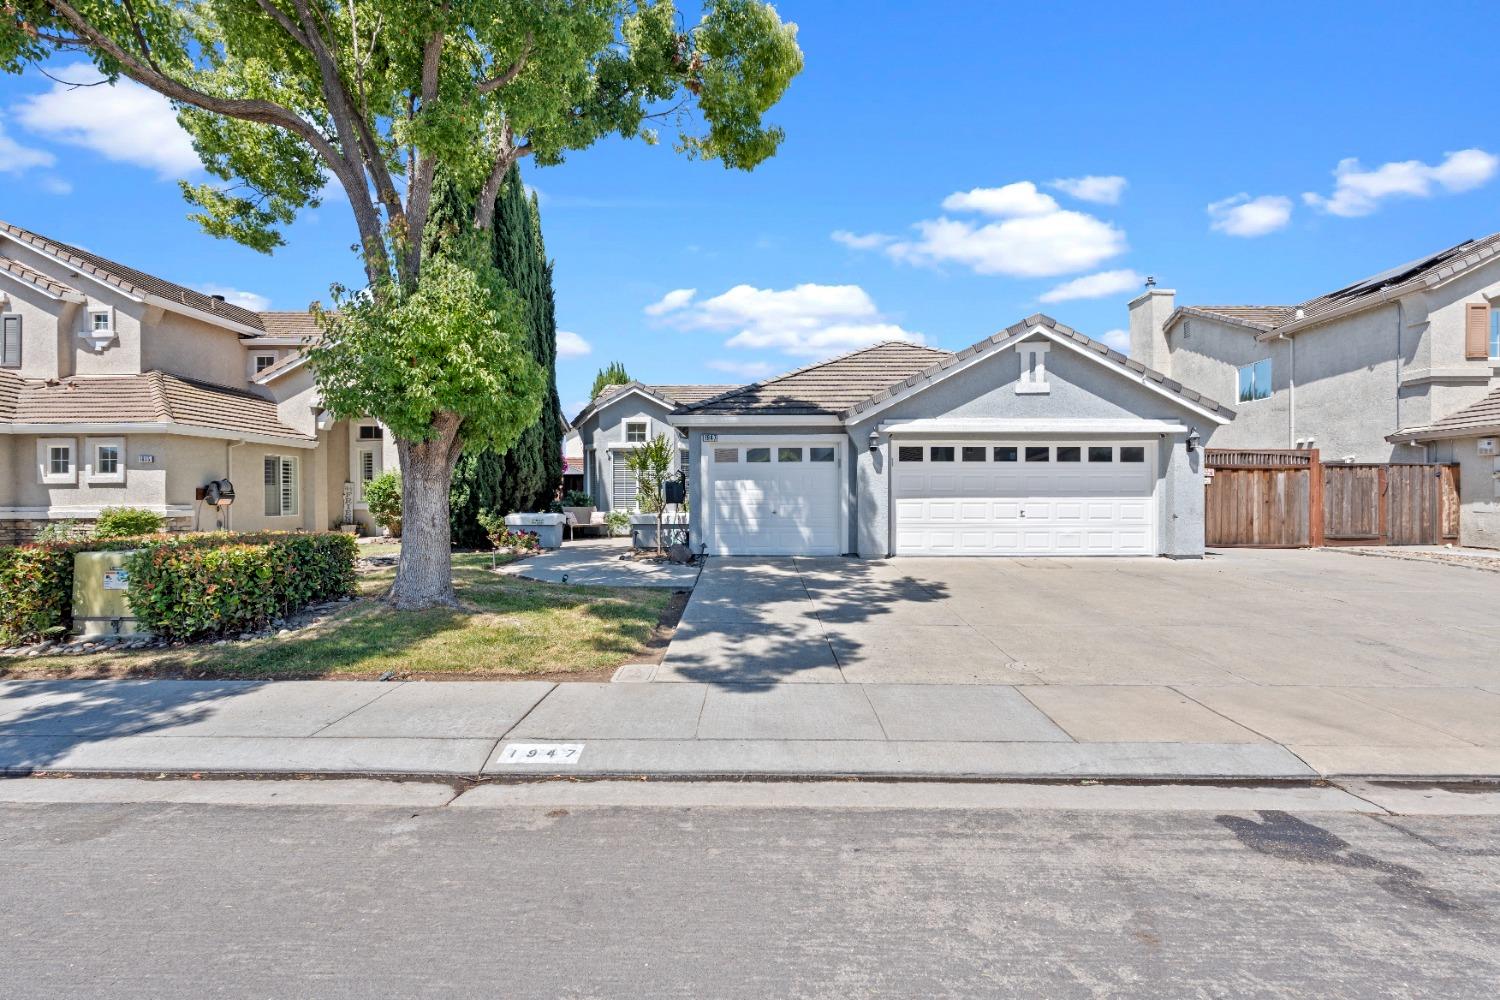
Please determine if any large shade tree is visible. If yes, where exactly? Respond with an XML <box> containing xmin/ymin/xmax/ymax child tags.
<box><xmin>1</xmin><ymin>1</ymin><xmax>803</xmax><ymax>608</ymax></box>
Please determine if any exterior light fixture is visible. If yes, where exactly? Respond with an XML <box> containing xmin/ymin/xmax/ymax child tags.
<box><xmin>1186</xmin><ymin>428</ymin><xmax>1201</xmax><ymax>453</ymax></box>
<box><xmin>868</xmin><ymin>430</ymin><xmax>880</xmax><ymax>453</ymax></box>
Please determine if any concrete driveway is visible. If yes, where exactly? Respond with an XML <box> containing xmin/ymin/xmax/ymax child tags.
<box><xmin>655</xmin><ymin>548</ymin><xmax>1500</xmax><ymax>774</ymax></box>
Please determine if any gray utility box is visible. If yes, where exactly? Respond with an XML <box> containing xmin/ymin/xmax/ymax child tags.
<box><xmin>502</xmin><ymin>512</ymin><xmax>565</xmax><ymax>549</ymax></box>
<box><xmin>72</xmin><ymin>549</ymin><xmax>149</xmax><ymax>637</ymax></box>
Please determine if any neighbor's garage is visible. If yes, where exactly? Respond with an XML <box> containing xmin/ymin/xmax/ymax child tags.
<box><xmin>893</xmin><ymin>440</ymin><xmax>1156</xmax><ymax>556</ymax></box>
<box><xmin>704</xmin><ymin>439</ymin><xmax>843</xmax><ymax>556</ymax></box>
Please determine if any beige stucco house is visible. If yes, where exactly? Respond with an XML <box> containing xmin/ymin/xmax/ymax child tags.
<box><xmin>1129</xmin><ymin>233</ymin><xmax>1500</xmax><ymax>548</ymax></box>
<box><xmin>0</xmin><ymin>220</ymin><xmax>396</xmax><ymax>544</ymax></box>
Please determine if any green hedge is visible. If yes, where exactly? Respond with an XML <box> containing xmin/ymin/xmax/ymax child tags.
<box><xmin>125</xmin><ymin>533</ymin><xmax>357</xmax><ymax>640</ymax></box>
<box><xmin>0</xmin><ymin>536</ymin><xmax>148</xmax><ymax>645</ymax></box>
<box><xmin>0</xmin><ymin>532</ymin><xmax>357</xmax><ymax>645</ymax></box>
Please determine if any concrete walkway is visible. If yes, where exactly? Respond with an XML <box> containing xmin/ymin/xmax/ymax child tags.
<box><xmin>496</xmin><ymin>537</ymin><xmax>701</xmax><ymax>588</ymax></box>
<box><xmin>5</xmin><ymin>677</ymin><xmax>1500</xmax><ymax>781</ymax></box>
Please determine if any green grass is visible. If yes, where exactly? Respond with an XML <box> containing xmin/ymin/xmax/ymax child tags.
<box><xmin>0</xmin><ymin>552</ymin><xmax>675</xmax><ymax>680</ymax></box>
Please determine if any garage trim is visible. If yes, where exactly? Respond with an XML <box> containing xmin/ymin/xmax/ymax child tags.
<box><xmin>880</xmin><ymin>418</ymin><xmax>1190</xmax><ymax>435</ymax></box>
<box><xmin>698</xmin><ymin>432</ymin><xmax>849</xmax><ymax>556</ymax></box>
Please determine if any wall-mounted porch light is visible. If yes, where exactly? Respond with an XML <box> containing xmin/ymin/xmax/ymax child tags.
<box><xmin>1186</xmin><ymin>428</ymin><xmax>1201</xmax><ymax>453</ymax></box>
<box><xmin>868</xmin><ymin>429</ymin><xmax>880</xmax><ymax>453</ymax></box>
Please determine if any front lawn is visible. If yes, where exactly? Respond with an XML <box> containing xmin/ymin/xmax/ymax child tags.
<box><xmin>0</xmin><ymin>552</ymin><xmax>678</xmax><ymax>681</ymax></box>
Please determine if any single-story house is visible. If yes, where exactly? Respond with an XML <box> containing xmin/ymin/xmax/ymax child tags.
<box><xmin>1389</xmin><ymin>387</ymin><xmax>1500</xmax><ymax>549</ymax></box>
<box><xmin>570</xmin><ymin>381</ymin><xmax>736</xmax><ymax>512</ymax></box>
<box><xmin>571</xmin><ymin>315</ymin><xmax>1233</xmax><ymax>558</ymax></box>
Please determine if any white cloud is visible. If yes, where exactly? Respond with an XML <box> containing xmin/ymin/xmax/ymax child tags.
<box><xmin>658</xmin><ymin>282</ymin><xmax>924</xmax><ymax>357</ymax></box>
<box><xmin>37</xmin><ymin>175</ymin><xmax>73</xmax><ymax>195</ymax></box>
<box><xmin>941</xmin><ymin>181</ymin><xmax>1058</xmax><ymax>217</ymax></box>
<box><xmin>1099</xmin><ymin>328</ymin><xmax>1131</xmax><ymax>353</ymax></box>
<box><xmin>1049</xmin><ymin>175</ymin><xmax>1127</xmax><ymax>205</ymax></box>
<box><xmin>831</xmin><ymin>229</ymin><xmax>895</xmax><ymax>250</ymax></box>
<box><xmin>1039</xmin><ymin>269</ymin><xmax>1145</xmax><ymax>303</ymax></box>
<box><xmin>706</xmin><ymin>358</ymin><xmax>776</xmax><ymax>379</ymax></box>
<box><xmin>1207</xmin><ymin>193</ymin><xmax>1293</xmax><ymax>237</ymax></box>
<box><xmin>196</xmin><ymin>284</ymin><xmax>270</xmax><ymax>311</ymax></box>
<box><xmin>556</xmin><ymin>330</ymin><xmax>592</xmax><ymax>358</ymax></box>
<box><xmin>644</xmin><ymin>287</ymin><xmax>697</xmax><ymax>316</ymax></box>
<box><xmin>1303</xmin><ymin>149</ymin><xmax>1499</xmax><ymax>217</ymax></box>
<box><xmin>0</xmin><ymin>113</ymin><xmax>55</xmax><ymax>173</ymax></box>
<box><xmin>16</xmin><ymin>63</ymin><xmax>200</xmax><ymax>179</ymax></box>
<box><xmin>839</xmin><ymin>181</ymin><xmax>1129</xmax><ymax>279</ymax></box>
<box><xmin>888</xmin><ymin>211</ymin><xmax>1127</xmax><ymax>278</ymax></box>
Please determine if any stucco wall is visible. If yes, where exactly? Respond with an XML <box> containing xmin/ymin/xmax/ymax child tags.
<box><xmin>576</xmin><ymin>393</ymin><xmax>682</xmax><ymax>512</ymax></box>
<box><xmin>139</xmin><ymin>310</ymin><xmax>247</xmax><ymax>386</ymax></box>
<box><xmin>1160</xmin><ymin>315</ymin><xmax>1288</xmax><ymax>449</ymax></box>
<box><xmin>1447</xmin><ymin>437</ymin><xmax>1500</xmax><ymax>549</ymax></box>
<box><xmin>0</xmin><ymin>277</ymin><xmax>75</xmax><ymax>379</ymax></box>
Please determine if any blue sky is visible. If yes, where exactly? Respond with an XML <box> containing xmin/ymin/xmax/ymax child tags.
<box><xmin>2</xmin><ymin>2</ymin><xmax>1498</xmax><ymax>419</ymax></box>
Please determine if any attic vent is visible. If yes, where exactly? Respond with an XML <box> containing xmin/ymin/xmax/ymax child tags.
<box><xmin>211</xmin><ymin>294</ymin><xmax>226</xmax><ymax>302</ymax></box>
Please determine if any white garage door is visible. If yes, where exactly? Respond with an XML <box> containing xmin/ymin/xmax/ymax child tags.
<box><xmin>706</xmin><ymin>441</ymin><xmax>842</xmax><ymax>556</ymax></box>
<box><xmin>893</xmin><ymin>441</ymin><xmax>1156</xmax><ymax>556</ymax></box>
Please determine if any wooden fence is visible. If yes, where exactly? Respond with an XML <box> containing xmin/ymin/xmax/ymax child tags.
<box><xmin>1205</xmin><ymin>449</ymin><xmax>1459</xmax><ymax>549</ymax></box>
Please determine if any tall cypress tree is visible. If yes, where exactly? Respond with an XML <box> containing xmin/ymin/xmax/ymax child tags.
<box><xmin>449</xmin><ymin>165</ymin><xmax>563</xmax><ymax>546</ymax></box>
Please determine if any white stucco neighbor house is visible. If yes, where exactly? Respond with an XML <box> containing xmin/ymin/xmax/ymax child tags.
<box><xmin>0</xmin><ymin>220</ymin><xmax>397</xmax><ymax>543</ymax></box>
<box><xmin>572</xmin><ymin>316</ymin><xmax>1233</xmax><ymax>558</ymax></box>
<box><xmin>1130</xmin><ymin>233</ymin><xmax>1500</xmax><ymax>548</ymax></box>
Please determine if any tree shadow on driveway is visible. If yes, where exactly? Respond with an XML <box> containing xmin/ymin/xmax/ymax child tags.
<box><xmin>658</xmin><ymin>556</ymin><xmax>952</xmax><ymax>691</ymax></box>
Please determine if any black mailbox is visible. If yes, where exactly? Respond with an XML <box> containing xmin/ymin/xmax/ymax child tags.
<box><xmin>663</xmin><ymin>480</ymin><xmax>686</xmax><ymax>505</ymax></box>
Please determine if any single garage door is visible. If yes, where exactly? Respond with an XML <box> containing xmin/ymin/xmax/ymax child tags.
<box><xmin>706</xmin><ymin>441</ymin><xmax>842</xmax><ymax>555</ymax></box>
<box><xmin>893</xmin><ymin>441</ymin><xmax>1156</xmax><ymax>556</ymax></box>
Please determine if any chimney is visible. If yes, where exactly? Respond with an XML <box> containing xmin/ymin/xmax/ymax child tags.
<box><xmin>1128</xmin><ymin>280</ymin><xmax>1176</xmax><ymax>373</ymax></box>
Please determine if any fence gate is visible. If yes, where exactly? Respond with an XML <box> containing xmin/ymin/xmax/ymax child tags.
<box><xmin>1204</xmin><ymin>449</ymin><xmax>1316</xmax><ymax>548</ymax></box>
<box><xmin>1207</xmin><ymin>450</ymin><xmax>1459</xmax><ymax>548</ymax></box>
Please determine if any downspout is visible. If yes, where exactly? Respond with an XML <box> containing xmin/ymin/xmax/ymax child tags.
<box><xmin>1278</xmin><ymin>332</ymin><xmax>1295</xmax><ymax>448</ymax></box>
<box><xmin>225</xmin><ymin>440</ymin><xmax>246</xmax><ymax>531</ymax></box>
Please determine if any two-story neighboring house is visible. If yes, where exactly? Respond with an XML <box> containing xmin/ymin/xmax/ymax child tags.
<box><xmin>0</xmin><ymin>220</ymin><xmax>397</xmax><ymax>543</ymax></box>
<box><xmin>1129</xmin><ymin>233</ymin><xmax>1500</xmax><ymax>547</ymax></box>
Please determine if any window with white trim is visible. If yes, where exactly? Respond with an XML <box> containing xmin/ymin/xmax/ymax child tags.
<box><xmin>37</xmin><ymin>438</ymin><xmax>77</xmax><ymax>484</ymax></box>
<box><xmin>1017</xmin><ymin>342</ymin><xmax>1050</xmax><ymax>394</ymax></box>
<box><xmin>263</xmin><ymin>455</ymin><xmax>300</xmax><ymax>517</ymax></box>
<box><xmin>1</xmin><ymin>313</ymin><xmax>20</xmax><ymax>368</ymax></box>
<box><xmin>625</xmin><ymin>420</ymin><xmax>647</xmax><ymax>443</ymax></box>
<box><xmin>253</xmin><ymin>353</ymin><xmax>278</xmax><ymax>375</ymax></box>
<box><xmin>87</xmin><ymin>437</ymin><xmax>126</xmax><ymax>484</ymax></box>
<box><xmin>90</xmin><ymin>310</ymin><xmax>113</xmax><ymax>334</ymax></box>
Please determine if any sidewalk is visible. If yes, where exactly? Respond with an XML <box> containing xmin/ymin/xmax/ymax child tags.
<box><xmin>4</xmin><ymin>678</ymin><xmax>1499</xmax><ymax>781</ymax></box>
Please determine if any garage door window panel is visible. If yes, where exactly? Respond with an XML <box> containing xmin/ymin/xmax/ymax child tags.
<box><xmin>1120</xmin><ymin>446</ymin><xmax>1146</xmax><ymax>463</ymax></box>
<box><xmin>930</xmin><ymin>446</ymin><xmax>955</xmax><ymax>462</ymax></box>
<box><xmin>1025</xmin><ymin>446</ymin><xmax>1050</xmax><ymax>462</ymax></box>
<box><xmin>746</xmin><ymin>448</ymin><xmax>771</xmax><ymax>463</ymax></box>
<box><xmin>1088</xmin><ymin>447</ymin><xmax>1113</xmax><ymax>462</ymax></box>
<box><xmin>898</xmin><ymin>446</ymin><xmax>923</xmax><ymax>462</ymax></box>
<box><xmin>994</xmin><ymin>447</ymin><xmax>1017</xmax><ymax>462</ymax></box>
<box><xmin>1057</xmin><ymin>447</ymin><xmax>1081</xmax><ymax>462</ymax></box>
<box><xmin>810</xmin><ymin>447</ymin><xmax>835</xmax><ymax>462</ymax></box>
<box><xmin>778</xmin><ymin>447</ymin><xmax>803</xmax><ymax>462</ymax></box>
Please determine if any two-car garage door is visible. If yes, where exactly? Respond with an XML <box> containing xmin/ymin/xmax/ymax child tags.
<box><xmin>893</xmin><ymin>441</ymin><xmax>1156</xmax><ymax>556</ymax></box>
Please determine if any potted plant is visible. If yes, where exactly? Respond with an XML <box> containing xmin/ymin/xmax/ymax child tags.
<box><xmin>625</xmin><ymin>434</ymin><xmax>686</xmax><ymax>556</ymax></box>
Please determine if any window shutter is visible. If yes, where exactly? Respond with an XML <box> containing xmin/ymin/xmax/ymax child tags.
<box><xmin>1</xmin><ymin>314</ymin><xmax>20</xmax><ymax>367</ymax></box>
<box><xmin>1465</xmin><ymin>302</ymin><xmax>1490</xmax><ymax>360</ymax></box>
<box><xmin>264</xmin><ymin>457</ymin><xmax>280</xmax><ymax>516</ymax></box>
<box><xmin>281</xmin><ymin>457</ymin><xmax>298</xmax><ymax>516</ymax></box>
<box><xmin>612</xmin><ymin>460</ymin><xmax>638</xmax><ymax>513</ymax></box>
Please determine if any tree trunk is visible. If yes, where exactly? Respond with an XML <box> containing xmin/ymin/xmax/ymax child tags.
<box><xmin>389</xmin><ymin>418</ymin><xmax>463</xmax><ymax>609</ymax></box>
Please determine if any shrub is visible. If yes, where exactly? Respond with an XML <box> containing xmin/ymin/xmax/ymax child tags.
<box><xmin>476</xmin><ymin>509</ymin><xmax>506</xmax><ymax>548</ymax></box>
<box><xmin>0</xmin><ymin>536</ymin><xmax>152</xmax><ymax>644</ymax></box>
<box><xmin>125</xmin><ymin>532</ymin><xmax>357</xmax><ymax>640</ymax></box>
<box><xmin>35</xmin><ymin>520</ymin><xmax>85</xmax><ymax>544</ymax></box>
<box><xmin>94</xmin><ymin>506</ymin><xmax>165</xmax><ymax>539</ymax></box>
<box><xmin>604</xmin><ymin>510</ymin><xmax>631</xmax><ymax>536</ymax></box>
<box><xmin>561</xmin><ymin>489</ymin><xmax>594</xmax><ymax>508</ymax></box>
<box><xmin>363</xmin><ymin>471</ymin><xmax>402</xmax><ymax>535</ymax></box>
<box><xmin>0</xmin><ymin>532</ymin><xmax>357</xmax><ymax>645</ymax></box>
<box><xmin>498</xmin><ymin>529</ymin><xmax>540</xmax><ymax>552</ymax></box>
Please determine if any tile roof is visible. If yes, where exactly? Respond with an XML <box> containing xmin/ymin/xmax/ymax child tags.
<box><xmin>0</xmin><ymin>370</ymin><xmax>313</xmax><ymax>442</ymax></box>
<box><xmin>593</xmin><ymin>382</ymin><xmax>739</xmax><ymax>407</ymax></box>
<box><xmin>1178</xmin><ymin>232</ymin><xmax>1500</xmax><ymax>338</ymax></box>
<box><xmin>680</xmin><ymin>342</ymin><xmax>953</xmax><ymax>416</ymax></box>
<box><xmin>1389</xmin><ymin>387</ymin><xmax>1500</xmax><ymax>443</ymax></box>
<box><xmin>0</xmin><ymin>254</ymin><xmax>83</xmax><ymax>300</ymax></box>
<box><xmin>255</xmin><ymin>311</ymin><xmax>324</xmax><ymax>340</ymax></box>
<box><xmin>0</xmin><ymin>220</ymin><xmax>269</xmax><ymax>330</ymax></box>
<box><xmin>1174</xmin><ymin>305</ymin><xmax>1295</xmax><ymax>332</ymax></box>
<box><xmin>845</xmin><ymin>315</ymin><xmax>1232</xmax><ymax>420</ymax></box>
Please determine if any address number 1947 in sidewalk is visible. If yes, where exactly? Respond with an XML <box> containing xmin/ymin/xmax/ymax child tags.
<box><xmin>498</xmin><ymin>743</ymin><xmax>585</xmax><ymax>764</ymax></box>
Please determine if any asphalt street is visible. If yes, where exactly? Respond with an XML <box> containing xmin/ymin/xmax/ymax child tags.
<box><xmin>3</xmin><ymin>787</ymin><xmax>1499</xmax><ymax>998</ymax></box>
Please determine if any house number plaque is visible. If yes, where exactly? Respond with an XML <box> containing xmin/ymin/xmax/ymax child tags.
<box><xmin>498</xmin><ymin>743</ymin><xmax>584</xmax><ymax>764</ymax></box>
